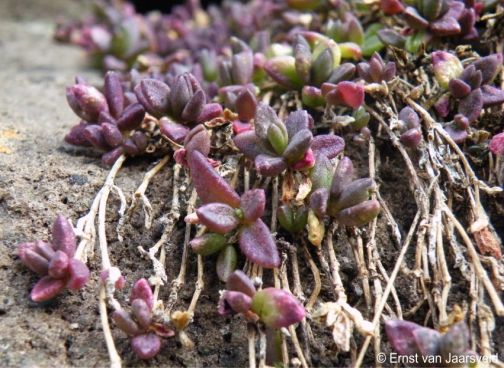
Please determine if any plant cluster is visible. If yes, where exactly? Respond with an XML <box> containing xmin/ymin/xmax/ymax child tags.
<box><xmin>13</xmin><ymin>0</ymin><xmax>504</xmax><ymax>365</ymax></box>
<box><xmin>17</xmin><ymin>215</ymin><xmax>90</xmax><ymax>302</ymax></box>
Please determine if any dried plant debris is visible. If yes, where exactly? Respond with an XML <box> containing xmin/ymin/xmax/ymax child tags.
<box><xmin>13</xmin><ymin>0</ymin><xmax>504</xmax><ymax>366</ymax></box>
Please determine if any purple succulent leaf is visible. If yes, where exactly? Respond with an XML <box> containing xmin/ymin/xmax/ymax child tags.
<box><xmin>311</xmin><ymin>135</ymin><xmax>345</xmax><ymax>159</ymax></box>
<box><xmin>383</xmin><ymin>62</ymin><xmax>397</xmax><ymax>82</ymax></box>
<box><xmin>458</xmin><ymin>88</ymin><xmax>483</xmax><ymax>123</ymax></box>
<box><xmin>216</xmin><ymin>245</ymin><xmax>238</xmax><ymax>282</ymax></box>
<box><xmin>65</xmin><ymin>122</ymin><xmax>92</xmax><ymax>147</ymax></box>
<box><xmin>334</xmin><ymin>199</ymin><xmax>381</xmax><ymax>227</ymax></box>
<box><xmin>454</xmin><ymin>114</ymin><xmax>469</xmax><ymax>130</ymax></box>
<box><xmin>234</xmin><ymin>131</ymin><xmax>263</xmax><ymax>160</ymax></box>
<box><xmin>183</xmin><ymin>124</ymin><xmax>211</xmax><ymax>157</ymax></box>
<box><xmin>160</xmin><ymin>118</ymin><xmax>190</xmax><ymax>143</ymax></box>
<box><xmin>52</xmin><ymin>215</ymin><xmax>76</xmax><ymax>257</ymax></box>
<box><xmin>459</xmin><ymin>8</ymin><xmax>476</xmax><ymax>37</ymax></box>
<box><xmin>255</xmin><ymin>154</ymin><xmax>287</xmax><ymax>177</ymax></box>
<box><xmin>31</xmin><ymin>276</ymin><xmax>66</xmax><ymax>303</ymax></box>
<box><xmin>430</xmin><ymin>1</ymin><xmax>464</xmax><ymax>36</ymax></box>
<box><xmin>283</xmin><ymin>129</ymin><xmax>313</xmax><ymax>164</ymax></box>
<box><xmin>310</xmin><ymin>188</ymin><xmax>329</xmax><ymax>218</ymax></box>
<box><xmin>330</xmin><ymin>157</ymin><xmax>354</xmax><ymax>200</ymax></box>
<box><xmin>251</xmin><ymin>288</ymin><xmax>305</xmax><ymax>329</ymax></box>
<box><xmin>400</xmin><ymin>129</ymin><xmax>423</xmax><ymax>148</ymax></box>
<box><xmin>240</xmin><ymin>189</ymin><xmax>266</xmax><ymax>223</ymax></box>
<box><xmin>101</xmin><ymin>122</ymin><xmax>123</xmax><ymax>148</ymax></box>
<box><xmin>181</xmin><ymin>89</ymin><xmax>206</xmax><ymax>122</ymax></box>
<box><xmin>330</xmin><ymin>178</ymin><xmax>376</xmax><ymax>213</ymax></box>
<box><xmin>131</xmin><ymin>333</ymin><xmax>162</xmax><ymax>360</ymax></box>
<box><xmin>102</xmin><ymin>147</ymin><xmax>124</xmax><ymax>166</ymax></box>
<box><xmin>132</xmin><ymin>298</ymin><xmax>152</xmax><ymax>329</ymax></box>
<box><xmin>187</xmin><ymin>151</ymin><xmax>241</xmax><ymax>207</ymax></box>
<box><xmin>398</xmin><ymin>106</ymin><xmax>420</xmax><ymax>129</ymax></box>
<box><xmin>134</xmin><ymin>78</ymin><xmax>170</xmax><ymax>118</ymax></box>
<box><xmin>226</xmin><ymin>270</ymin><xmax>256</xmax><ymax>297</ymax></box>
<box><xmin>459</xmin><ymin>65</ymin><xmax>482</xmax><ymax>90</ymax></box>
<box><xmin>67</xmin><ymin>259</ymin><xmax>90</xmax><ymax>290</ymax></box>
<box><xmin>222</xmin><ymin>291</ymin><xmax>252</xmax><ymax>314</ymax></box>
<box><xmin>434</xmin><ymin>94</ymin><xmax>451</xmax><ymax>118</ymax></box>
<box><xmin>445</xmin><ymin>123</ymin><xmax>468</xmax><ymax>143</ymax></box>
<box><xmin>471</xmin><ymin>53</ymin><xmax>503</xmax><ymax>85</ymax></box>
<box><xmin>412</xmin><ymin>327</ymin><xmax>442</xmax><ymax>356</ymax></box>
<box><xmin>131</xmin><ymin>278</ymin><xmax>154</xmax><ymax>311</ymax></box>
<box><xmin>34</xmin><ymin>240</ymin><xmax>56</xmax><ymax>261</ymax></box>
<box><xmin>116</xmin><ymin>103</ymin><xmax>145</xmax><ymax>131</ymax></box>
<box><xmin>385</xmin><ymin>319</ymin><xmax>431</xmax><ymax>356</ymax></box>
<box><xmin>285</xmin><ymin>110</ymin><xmax>314</xmax><ymax>139</ymax></box>
<box><xmin>235</xmin><ymin>88</ymin><xmax>257</xmax><ymax>122</ymax></box>
<box><xmin>66</xmin><ymin>84</ymin><xmax>109</xmax><ymax>122</ymax></box>
<box><xmin>132</xmin><ymin>132</ymin><xmax>147</xmax><ymax>153</ymax></box>
<box><xmin>48</xmin><ymin>250</ymin><xmax>69</xmax><ymax>279</ymax></box>
<box><xmin>198</xmin><ymin>102</ymin><xmax>223</xmax><ymax>123</ymax></box>
<box><xmin>104</xmin><ymin>71</ymin><xmax>124</xmax><ymax>119</ymax></box>
<box><xmin>404</xmin><ymin>7</ymin><xmax>429</xmax><ymax>30</ymax></box>
<box><xmin>18</xmin><ymin>243</ymin><xmax>49</xmax><ymax>275</ymax></box>
<box><xmin>449</xmin><ymin>79</ymin><xmax>472</xmax><ymax>99</ymax></box>
<box><xmin>112</xmin><ymin>309</ymin><xmax>141</xmax><ymax>336</ymax></box>
<box><xmin>170</xmin><ymin>74</ymin><xmax>194</xmax><ymax>118</ymax></box>
<box><xmin>239</xmin><ymin>219</ymin><xmax>280</xmax><ymax>268</ymax></box>
<box><xmin>481</xmin><ymin>85</ymin><xmax>504</xmax><ymax>107</ymax></box>
<box><xmin>83</xmin><ymin>125</ymin><xmax>109</xmax><ymax>150</ymax></box>
<box><xmin>196</xmin><ymin>203</ymin><xmax>240</xmax><ymax>234</ymax></box>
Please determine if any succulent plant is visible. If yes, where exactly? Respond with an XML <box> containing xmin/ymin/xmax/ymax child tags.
<box><xmin>218</xmin><ymin>38</ymin><xmax>255</xmax><ymax>87</ymax></box>
<box><xmin>398</xmin><ymin>106</ymin><xmax>423</xmax><ymax>148</ymax></box>
<box><xmin>17</xmin><ymin>215</ymin><xmax>90</xmax><ymax>302</ymax></box>
<box><xmin>321</xmin><ymin>80</ymin><xmax>366</xmax><ymax>109</ymax></box>
<box><xmin>219</xmin><ymin>85</ymin><xmax>258</xmax><ymax>134</ymax></box>
<box><xmin>135</xmin><ymin>72</ymin><xmax>222</xmax><ymax>143</ymax></box>
<box><xmin>357</xmin><ymin>52</ymin><xmax>397</xmax><ymax>84</ymax></box>
<box><xmin>385</xmin><ymin>319</ymin><xmax>472</xmax><ymax>365</ymax></box>
<box><xmin>309</xmin><ymin>156</ymin><xmax>380</xmax><ymax>227</ymax></box>
<box><xmin>264</xmin><ymin>32</ymin><xmax>341</xmax><ymax>90</ymax></box>
<box><xmin>186</xmin><ymin>148</ymin><xmax>280</xmax><ymax>269</ymax></box>
<box><xmin>234</xmin><ymin>103</ymin><xmax>345</xmax><ymax>176</ymax></box>
<box><xmin>65</xmin><ymin>72</ymin><xmax>148</xmax><ymax>165</ymax></box>
<box><xmin>378</xmin><ymin>0</ymin><xmax>479</xmax><ymax>52</ymax></box>
<box><xmin>432</xmin><ymin>52</ymin><xmax>504</xmax><ymax>142</ymax></box>
<box><xmin>218</xmin><ymin>271</ymin><xmax>305</xmax><ymax>329</ymax></box>
<box><xmin>112</xmin><ymin>279</ymin><xmax>174</xmax><ymax>360</ymax></box>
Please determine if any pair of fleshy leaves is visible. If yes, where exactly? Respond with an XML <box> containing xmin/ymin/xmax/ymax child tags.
<box><xmin>309</xmin><ymin>156</ymin><xmax>380</xmax><ymax>227</ymax></box>
<box><xmin>357</xmin><ymin>52</ymin><xmax>396</xmax><ymax>84</ymax></box>
<box><xmin>187</xmin><ymin>149</ymin><xmax>280</xmax><ymax>268</ymax></box>
<box><xmin>385</xmin><ymin>319</ymin><xmax>471</xmax><ymax>363</ymax></box>
<box><xmin>264</xmin><ymin>32</ymin><xmax>341</xmax><ymax>90</ymax></box>
<box><xmin>65</xmin><ymin>72</ymin><xmax>149</xmax><ymax>165</ymax></box>
<box><xmin>234</xmin><ymin>103</ymin><xmax>345</xmax><ymax>176</ymax></box>
<box><xmin>112</xmin><ymin>279</ymin><xmax>174</xmax><ymax>360</ymax></box>
<box><xmin>219</xmin><ymin>271</ymin><xmax>306</xmax><ymax>329</ymax></box>
<box><xmin>325</xmin><ymin>11</ymin><xmax>366</xmax><ymax>60</ymax></box>
<box><xmin>218</xmin><ymin>37</ymin><xmax>254</xmax><ymax>87</ymax></box>
<box><xmin>398</xmin><ymin>106</ymin><xmax>422</xmax><ymax>148</ymax></box>
<box><xmin>301</xmin><ymin>63</ymin><xmax>362</xmax><ymax>108</ymax></box>
<box><xmin>17</xmin><ymin>215</ymin><xmax>90</xmax><ymax>302</ymax></box>
<box><xmin>219</xmin><ymin>84</ymin><xmax>258</xmax><ymax>133</ymax></box>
